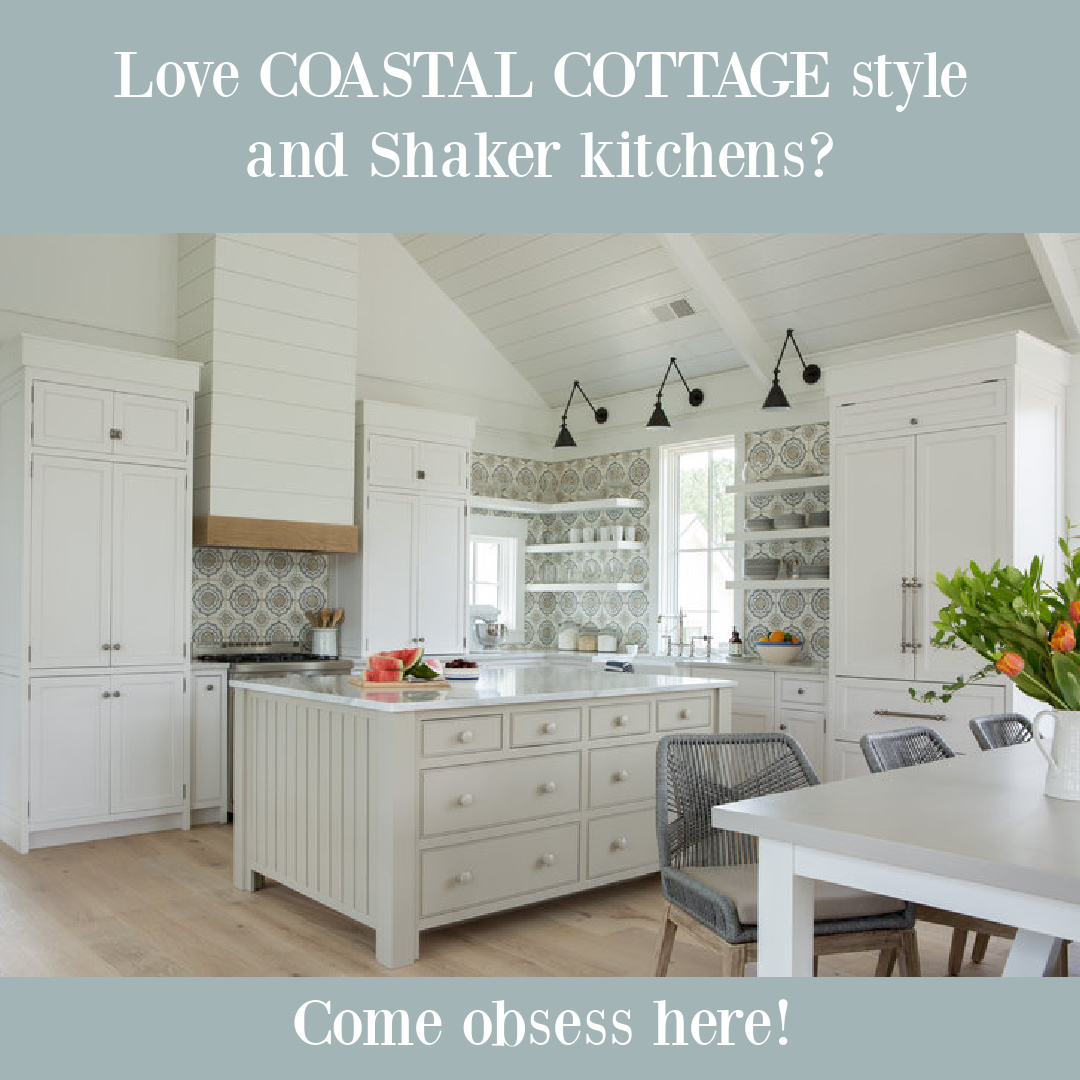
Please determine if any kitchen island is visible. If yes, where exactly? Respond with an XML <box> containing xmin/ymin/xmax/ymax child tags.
<box><xmin>230</xmin><ymin>666</ymin><xmax>734</xmax><ymax>967</ymax></box>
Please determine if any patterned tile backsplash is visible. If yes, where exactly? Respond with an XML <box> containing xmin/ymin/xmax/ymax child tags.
<box><xmin>191</xmin><ymin>547</ymin><xmax>330</xmax><ymax>646</ymax></box>
<box><xmin>742</xmin><ymin>422</ymin><xmax>830</xmax><ymax>662</ymax></box>
<box><xmin>471</xmin><ymin>449</ymin><xmax>653</xmax><ymax>649</ymax></box>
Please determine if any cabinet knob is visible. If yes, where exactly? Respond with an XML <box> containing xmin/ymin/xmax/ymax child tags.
<box><xmin>614</xmin><ymin>769</ymin><xmax>630</xmax><ymax>782</ymax></box>
<box><xmin>541</xmin><ymin>780</ymin><xmax>558</xmax><ymax>794</ymax></box>
<box><xmin>614</xmin><ymin>715</ymin><xmax>628</xmax><ymax>727</ymax></box>
<box><xmin>418</xmin><ymin>637</ymin><xmax>425</xmax><ymax>643</ymax></box>
<box><xmin>779</xmin><ymin>723</ymin><xmax>787</xmax><ymax>731</ymax></box>
<box><xmin>457</xmin><ymin>793</ymin><xmax>474</xmax><ymax>807</ymax></box>
<box><xmin>613</xmin><ymin>836</ymin><xmax>629</xmax><ymax>851</ymax></box>
<box><xmin>455</xmin><ymin>870</ymin><xmax>473</xmax><ymax>885</ymax></box>
<box><xmin>678</xmin><ymin>708</ymin><xmax>689</xmax><ymax>720</ymax></box>
<box><xmin>542</xmin><ymin>722</ymin><xmax>558</xmax><ymax>734</ymax></box>
<box><xmin>797</xmin><ymin>687</ymin><xmax>805</xmax><ymax>695</ymax></box>
<box><xmin>112</xmin><ymin>643</ymin><xmax>121</xmax><ymax>651</ymax></box>
<box><xmin>909</xmin><ymin>417</ymin><xmax>918</xmax><ymax>426</ymax></box>
<box><xmin>101</xmin><ymin>644</ymin><xmax>111</xmax><ymax>651</ymax></box>
<box><xmin>112</xmin><ymin>690</ymin><xmax>121</xmax><ymax>698</ymax></box>
<box><xmin>416</xmin><ymin>470</ymin><xmax>426</xmax><ymax>480</ymax></box>
<box><xmin>540</xmin><ymin>852</ymin><xmax>556</xmax><ymax>867</ymax></box>
<box><xmin>458</xmin><ymin>730</ymin><xmax>474</xmax><ymax>744</ymax></box>
<box><xmin>206</xmin><ymin>684</ymin><xmax>215</xmax><ymax>691</ymax></box>
<box><xmin>101</xmin><ymin>690</ymin><xmax>111</xmax><ymax>699</ymax></box>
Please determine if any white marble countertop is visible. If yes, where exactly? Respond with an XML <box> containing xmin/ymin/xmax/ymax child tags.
<box><xmin>230</xmin><ymin>664</ymin><xmax>736</xmax><ymax>713</ymax></box>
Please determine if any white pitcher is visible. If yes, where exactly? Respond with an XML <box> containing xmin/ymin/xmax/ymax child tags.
<box><xmin>1032</xmin><ymin>710</ymin><xmax>1080</xmax><ymax>801</ymax></box>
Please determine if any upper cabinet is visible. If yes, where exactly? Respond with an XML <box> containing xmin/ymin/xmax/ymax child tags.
<box><xmin>366</xmin><ymin>432</ymin><xmax>469</xmax><ymax>495</ymax></box>
<box><xmin>33</xmin><ymin>380</ymin><xmax>188</xmax><ymax>463</ymax></box>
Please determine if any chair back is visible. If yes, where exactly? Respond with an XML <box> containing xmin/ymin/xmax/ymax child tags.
<box><xmin>969</xmin><ymin>713</ymin><xmax>1033</xmax><ymax>751</ymax></box>
<box><xmin>860</xmin><ymin>726</ymin><xmax>956</xmax><ymax>773</ymax></box>
<box><xmin>656</xmin><ymin>732</ymin><xmax>817</xmax><ymax>873</ymax></box>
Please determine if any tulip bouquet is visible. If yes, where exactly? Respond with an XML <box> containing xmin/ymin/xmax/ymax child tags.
<box><xmin>911</xmin><ymin>524</ymin><xmax>1080</xmax><ymax>708</ymax></box>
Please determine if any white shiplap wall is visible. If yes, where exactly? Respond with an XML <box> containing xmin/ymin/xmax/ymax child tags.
<box><xmin>178</xmin><ymin>234</ymin><xmax>358</xmax><ymax>525</ymax></box>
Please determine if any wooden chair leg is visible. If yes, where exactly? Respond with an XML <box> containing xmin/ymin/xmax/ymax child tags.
<box><xmin>971</xmin><ymin>932</ymin><xmax>990</xmax><ymax>963</ymax></box>
<box><xmin>1056</xmin><ymin>942</ymin><xmax>1069</xmax><ymax>977</ymax></box>
<box><xmin>812</xmin><ymin>955</ymin><xmax>819</xmax><ymax>977</ymax></box>
<box><xmin>728</xmin><ymin>946</ymin><xmax>748</xmax><ymax>977</ymax></box>
<box><xmin>654</xmin><ymin>905</ymin><xmax>678</xmax><ymax>977</ymax></box>
<box><xmin>899</xmin><ymin>929</ymin><xmax>921</xmax><ymax>977</ymax></box>
<box><xmin>947</xmin><ymin>928</ymin><xmax>967</xmax><ymax>976</ymax></box>
<box><xmin>874</xmin><ymin>948</ymin><xmax>898</xmax><ymax>977</ymax></box>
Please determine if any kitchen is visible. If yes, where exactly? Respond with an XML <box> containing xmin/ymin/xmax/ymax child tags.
<box><xmin>0</xmin><ymin>231</ymin><xmax>1077</xmax><ymax>975</ymax></box>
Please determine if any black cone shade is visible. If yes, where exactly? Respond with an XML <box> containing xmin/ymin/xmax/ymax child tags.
<box><xmin>646</xmin><ymin>400</ymin><xmax>671</xmax><ymax>428</ymax></box>
<box><xmin>762</xmin><ymin>378</ymin><xmax>790</xmax><ymax>411</ymax></box>
<box><xmin>554</xmin><ymin>422</ymin><xmax>577</xmax><ymax>448</ymax></box>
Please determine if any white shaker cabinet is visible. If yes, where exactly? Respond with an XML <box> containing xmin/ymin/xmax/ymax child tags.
<box><xmin>361</xmin><ymin>491</ymin><xmax>419</xmax><ymax>651</ymax></box>
<box><xmin>191</xmin><ymin>670</ymin><xmax>227</xmax><ymax>823</ymax></box>
<box><xmin>415</xmin><ymin>496</ymin><xmax>467</xmax><ymax>654</ymax></box>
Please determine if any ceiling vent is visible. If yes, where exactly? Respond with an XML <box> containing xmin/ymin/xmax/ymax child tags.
<box><xmin>651</xmin><ymin>297</ymin><xmax>696</xmax><ymax>322</ymax></box>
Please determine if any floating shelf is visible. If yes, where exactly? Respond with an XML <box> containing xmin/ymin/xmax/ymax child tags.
<box><xmin>471</xmin><ymin>496</ymin><xmax>644</xmax><ymax>515</ymax></box>
<box><xmin>725</xmin><ymin>528</ymin><xmax>830</xmax><ymax>542</ymax></box>
<box><xmin>726</xmin><ymin>476</ymin><xmax>830</xmax><ymax>494</ymax></box>
<box><xmin>525</xmin><ymin>582</ymin><xmax>641</xmax><ymax>593</ymax></box>
<box><xmin>726</xmin><ymin>579</ymin><xmax>830</xmax><ymax>590</ymax></box>
<box><xmin>525</xmin><ymin>540</ymin><xmax>646</xmax><ymax>554</ymax></box>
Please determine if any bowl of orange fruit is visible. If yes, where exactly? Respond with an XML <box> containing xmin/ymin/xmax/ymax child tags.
<box><xmin>755</xmin><ymin>630</ymin><xmax>804</xmax><ymax>664</ymax></box>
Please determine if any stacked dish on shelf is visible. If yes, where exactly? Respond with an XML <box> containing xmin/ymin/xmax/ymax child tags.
<box><xmin>745</xmin><ymin>557</ymin><xmax>781</xmax><ymax>581</ymax></box>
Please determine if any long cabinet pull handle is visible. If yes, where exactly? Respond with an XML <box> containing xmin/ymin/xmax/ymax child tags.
<box><xmin>909</xmin><ymin>578</ymin><xmax>922</xmax><ymax>651</ymax></box>
<box><xmin>873</xmin><ymin>708</ymin><xmax>947</xmax><ymax>722</ymax></box>
<box><xmin>900</xmin><ymin>577</ymin><xmax>910</xmax><ymax>654</ymax></box>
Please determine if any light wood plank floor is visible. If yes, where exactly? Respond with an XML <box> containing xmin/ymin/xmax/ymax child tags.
<box><xmin>0</xmin><ymin>824</ymin><xmax>1065</xmax><ymax>977</ymax></box>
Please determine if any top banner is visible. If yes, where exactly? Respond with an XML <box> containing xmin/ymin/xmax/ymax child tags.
<box><xmin>3</xmin><ymin>0</ymin><xmax>1078</xmax><ymax>230</ymax></box>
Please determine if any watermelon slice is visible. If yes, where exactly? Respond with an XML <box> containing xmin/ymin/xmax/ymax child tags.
<box><xmin>369</xmin><ymin>656</ymin><xmax>404</xmax><ymax>672</ymax></box>
<box><xmin>363</xmin><ymin>669</ymin><xmax>404</xmax><ymax>683</ymax></box>
<box><xmin>373</xmin><ymin>646</ymin><xmax>424</xmax><ymax>669</ymax></box>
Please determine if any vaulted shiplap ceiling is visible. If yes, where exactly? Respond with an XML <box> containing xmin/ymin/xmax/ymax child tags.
<box><xmin>396</xmin><ymin>233</ymin><xmax>1052</xmax><ymax>407</ymax></box>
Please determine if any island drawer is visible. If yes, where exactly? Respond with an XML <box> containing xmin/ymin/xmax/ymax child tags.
<box><xmin>421</xmin><ymin>714</ymin><xmax>503</xmax><ymax>757</ymax></box>
<box><xmin>587</xmin><ymin>809</ymin><xmax>657</xmax><ymax>879</ymax></box>
<box><xmin>510</xmin><ymin>707</ymin><xmax>582</xmax><ymax>747</ymax></box>
<box><xmin>588</xmin><ymin>700</ymin><xmax>650</xmax><ymax>739</ymax></box>
<box><xmin>421</xmin><ymin>823</ymin><xmax>579</xmax><ymax>917</ymax></box>
<box><xmin>656</xmin><ymin>695</ymin><xmax>712</xmax><ymax>732</ymax></box>
<box><xmin>588</xmin><ymin>742</ymin><xmax>655</xmax><ymax>808</ymax></box>
<box><xmin>778</xmin><ymin>675</ymin><xmax>824</xmax><ymax>707</ymax></box>
<box><xmin>421</xmin><ymin>752</ymin><xmax>581</xmax><ymax>836</ymax></box>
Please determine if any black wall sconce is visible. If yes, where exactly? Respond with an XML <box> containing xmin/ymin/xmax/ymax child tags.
<box><xmin>554</xmin><ymin>380</ymin><xmax>608</xmax><ymax>448</ymax></box>
<box><xmin>645</xmin><ymin>357</ymin><xmax>705</xmax><ymax>428</ymax></box>
<box><xmin>762</xmin><ymin>328</ymin><xmax>821</xmax><ymax>411</ymax></box>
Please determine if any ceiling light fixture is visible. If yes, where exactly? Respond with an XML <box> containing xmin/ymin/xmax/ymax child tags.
<box><xmin>645</xmin><ymin>357</ymin><xmax>705</xmax><ymax>429</ymax></box>
<box><xmin>762</xmin><ymin>328</ymin><xmax>821</xmax><ymax>411</ymax></box>
<box><xmin>554</xmin><ymin>380</ymin><xmax>608</xmax><ymax>448</ymax></box>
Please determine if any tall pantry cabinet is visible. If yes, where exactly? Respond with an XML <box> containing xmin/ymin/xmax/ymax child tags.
<box><xmin>0</xmin><ymin>336</ymin><xmax>201</xmax><ymax>852</ymax></box>
<box><xmin>828</xmin><ymin>333</ymin><xmax>1068</xmax><ymax>777</ymax></box>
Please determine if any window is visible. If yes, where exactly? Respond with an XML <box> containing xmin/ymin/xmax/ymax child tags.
<box><xmin>467</xmin><ymin>515</ymin><xmax>526</xmax><ymax>640</ymax></box>
<box><xmin>661</xmin><ymin>441</ymin><xmax>736</xmax><ymax>644</ymax></box>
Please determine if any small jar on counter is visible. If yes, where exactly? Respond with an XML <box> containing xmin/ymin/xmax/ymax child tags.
<box><xmin>577</xmin><ymin>623</ymin><xmax>599</xmax><ymax>653</ymax></box>
<box><xmin>557</xmin><ymin>621</ymin><xmax>579</xmax><ymax>651</ymax></box>
<box><xmin>597</xmin><ymin>625</ymin><xmax>621</xmax><ymax>653</ymax></box>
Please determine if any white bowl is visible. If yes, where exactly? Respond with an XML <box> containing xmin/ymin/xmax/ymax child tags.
<box><xmin>755</xmin><ymin>641</ymin><xmax>805</xmax><ymax>664</ymax></box>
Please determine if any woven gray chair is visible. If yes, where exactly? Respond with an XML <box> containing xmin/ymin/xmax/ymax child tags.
<box><xmin>654</xmin><ymin>732</ymin><xmax>920</xmax><ymax>977</ymax></box>
<box><xmin>969</xmin><ymin>713</ymin><xmax>1033</xmax><ymax>751</ymax></box>
<box><xmin>859</xmin><ymin>725</ymin><xmax>1031</xmax><ymax>975</ymax></box>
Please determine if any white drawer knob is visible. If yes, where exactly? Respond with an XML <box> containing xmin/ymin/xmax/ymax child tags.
<box><xmin>542</xmin><ymin>722</ymin><xmax>558</xmax><ymax>735</ymax></box>
<box><xmin>614</xmin><ymin>715</ymin><xmax>628</xmax><ymax>727</ymax></box>
<box><xmin>540</xmin><ymin>852</ymin><xmax>556</xmax><ymax>867</ymax></box>
<box><xmin>678</xmin><ymin>709</ymin><xmax>690</xmax><ymax>720</ymax></box>
<box><xmin>458</xmin><ymin>730</ymin><xmax>474</xmax><ymax>743</ymax></box>
<box><xmin>457</xmin><ymin>793</ymin><xmax>474</xmax><ymax>807</ymax></box>
<box><xmin>613</xmin><ymin>836</ymin><xmax>629</xmax><ymax>851</ymax></box>
<box><xmin>455</xmin><ymin>870</ymin><xmax>473</xmax><ymax>885</ymax></box>
<box><xmin>614</xmin><ymin>769</ymin><xmax>630</xmax><ymax>782</ymax></box>
<box><xmin>541</xmin><ymin>780</ymin><xmax>558</xmax><ymax>794</ymax></box>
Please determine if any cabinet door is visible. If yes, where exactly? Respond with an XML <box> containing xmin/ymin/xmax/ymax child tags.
<box><xmin>826</xmin><ymin>738</ymin><xmax>871</xmax><ymax>783</ymax></box>
<box><xmin>192</xmin><ymin>673</ymin><xmax>225</xmax><ymax>813</ymax></box>
<box><xmin>418</xmin><ymin>441</ymin><xmax>468</xmax><ymax>493</ymax></box>
<box><xmin>32</xmin><ymin>382</ymin><xmax>113</xmax><ymax>454</ymax></box>
<box><xmin>29</xmin><ymin>675</ymin><xmax>111</xmax><ymax>824</ymax></box>
<box><xmin>416</xmin><ymin>496</ymin><xmax>466</xmax><ymax>653</ymax></box>
<box><xmin>914</xmin><ymin>425</ymin><xmax>1008</xmax><ymax>684</ymax></box>
<box><xmin>361</xmin><ymin>491</ymin><xmax>418</xmax><ymax>652</ymax></box>
<box><xmin>113</xmin><ymin>393</ymin><xmax>188</xmax><ymax>463</ymax></box>
<box><xmin>731</xmin><ymin>704</ymin><xmax>773</xmax><ymax>735</ymax></box>
<box><xmin>30</xmin><ymin>455</ymin><xmax>113</xmax><ymax>668</ymax></box>
<box><xmin>777</xmin><ymin>708</ymin><xmax>825</xmax><ymax>780</ymax></box>
<box><xmin>367</xmin><ymin>434</ymin><xmax>419</xmax><ymax>489</ymax></box>
<box><xmin>833</xmin><ymin>437</ymin><xmax>916</xmax><ymax>679</ymax></box>
<box><xmin>110</xmin><ymin>672</ymin><xmax>186</xmax><ymax>813</ymax></box>
<box><xmin>110</xmin><ymin>465</ymin><xmax>188</xmax><ymax>667</ymax></box>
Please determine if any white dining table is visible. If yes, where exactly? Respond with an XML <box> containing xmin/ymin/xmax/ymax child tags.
<box><xmin>711</xmin><ymin>743</ymin><xmax>1080</xmax><ymax>976</ymax></box>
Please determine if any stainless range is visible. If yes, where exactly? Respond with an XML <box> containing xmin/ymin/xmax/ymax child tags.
<box><xmin>194</xmin><ymin>643</ymin><xmax>354</xmax><ymax>813</ymax></box>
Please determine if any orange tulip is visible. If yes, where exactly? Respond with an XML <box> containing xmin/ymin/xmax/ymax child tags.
<box><xmin>1051</xmin><ymin>621</ymin><xmax>1077</xmax><ymax>652</ymax></box>
<box><xmin>995</xmin><ymin>652</ymin><xmax>1025</xmax><ymax>678</ymax></box>
<box><xmin>1070</xmin><ymin>599</ymin><xmax>1080</xmax><ymax>623</ymax></box>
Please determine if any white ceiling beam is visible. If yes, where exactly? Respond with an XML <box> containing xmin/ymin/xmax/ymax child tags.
<box><xmin>1025</xmin><ymin>232</ymin><xmax>1080</xmax><ymax>343</ymax></box>
<box><xmin>660</xmin><ymin>233</ymin><xmax>773</xmax><ymax>385</ymax></box>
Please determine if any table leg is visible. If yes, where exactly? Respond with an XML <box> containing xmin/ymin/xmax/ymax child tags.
<box><xmin>757</xmin><ymin>838</ymin><xmax>815</xmax><ymax>977</ymax></box>
<box><xmin>1003</xmin><ymin>930</ymin><xmax>1063</xmax><ymax>977</ymax></box>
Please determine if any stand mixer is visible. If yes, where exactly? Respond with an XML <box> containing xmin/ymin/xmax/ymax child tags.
<box><xmin>471</xmin><ymin>605</ymin><xmax>507</xmax><ymax>650</ymax></box>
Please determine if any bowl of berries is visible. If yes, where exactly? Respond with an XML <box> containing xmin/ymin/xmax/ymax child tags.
<box><xmin>444</xmin><ymin>658</ymin><xmax>481</xmax><ymax>680</ymax></box>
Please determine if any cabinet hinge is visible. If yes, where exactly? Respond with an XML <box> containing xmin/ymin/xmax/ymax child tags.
<box><xmin>27</xmin><ymin>683</ymin><xmax>31</xmax><ymax>701</ymax></box>
<box><xmin>109</xmin><ymin>428</ymin><xmax>123</xmax><ymax>441</ymax></box>
<box><xmin>27</xmin><ymin>799</ymin><xmax>30</xmax><ymax>817</ymax></box>
<box><xmin>183</xmin><ymin>643</ymin><xmax>187</xmax><ymax>658</ymax></box>
<box><xmin>183</xmin><ymin>676</ymin><xmax>188</xmax><ymax>693</ymax></box>
<box><xmin>182</xmin><ymin>783</ymin><xmax>187</xmax><ymax>800</ymax></box>
<box><xmin>27</xmin><ymin>645</ymin><xmax>31</xmax><ymax>662</ymax></box>
<box><xmin>28</xmin><ymin>459</ymin><xmax>33</xmax><ymax>480</ymax></box>
<box><xmin>463</xmin><ymin>505</ymin><xmax>468</xmax><ymax>516</ymax></box>
<box><xmin>463</xmin><ymin>636</ymin><xmax>467</xmax><ymax>649</ymax></box>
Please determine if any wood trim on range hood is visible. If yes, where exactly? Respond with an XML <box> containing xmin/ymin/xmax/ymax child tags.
<box><xmin>193</xmin><ymin>515</ymin><xmax>359</xmax><ymax>553</ymax></box>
